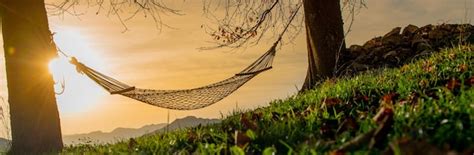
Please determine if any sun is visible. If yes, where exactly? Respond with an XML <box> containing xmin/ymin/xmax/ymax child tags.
<box><xmin>48</xmin><ymin>27</ymin><xmax>109</xmax><ymax>114</ymax></box>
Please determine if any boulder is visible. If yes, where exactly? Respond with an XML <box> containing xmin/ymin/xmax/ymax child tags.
<box><xmin>383</xmin><ymin>50</ymin><xmax>398</xmax><ymax>60</ymax></box>
<box><xmin>363</xmin><ymin>37</ymin><xmax>382</xmax><ymax>50</ymax></box>
<box><xmin>397</xmin><ymin>47</ymin><xmax>414</xmax><ymax>59</ymax></box>
<box><xmin>428</xmin><ymin>28</ymin><xmax>449</xmax><ymax>40</ymax></box>
<box><xmin>351</xmin><ymin>62</ymin><xmax>370</xmax><ymax>71</ymax></box>
<box><xmin>348</xmin><ymin>45</ymin><xmax>367</xmax><ymax>57</ymax></box>
<box><xmin>415</xmin><ymin>42</ymin><xmax>432</xmax><ymax>52</ymax></box>
<box><xmin>383</xmin><ymin>27</ymin><xmax>402</xmax><ymax>38</ymax></box>
<box><xmin>416</xmin><ymin>24</ymin><xmax>433</xmax><ymax>39</ymax></box>
<box><xmin>382</xmin><ymin>27</ymin><xmax>403</xmax><ymax>46</ymax></box>
<box><xmin>402</xmin><ymin>24</ymin><xmax>419</xmax><ymax>38</ymax></box>
<box><xmin>455</xmin><ymin>24</ymin><xmax>473</xmax><ymax>33</ymax></box>
<box><xmin>419</xmin><ymin>24</ymin><xmax>434</xmax><ymax>33</ymax></box>
<box><xmin>337</xmin><ymin>23</ymin><xmax>474</xmax><ymax>78</ymax></box>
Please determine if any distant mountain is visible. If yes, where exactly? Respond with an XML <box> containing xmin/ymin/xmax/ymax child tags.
<box><xmin>63</xmin><ymin>116</ymin><xmax>220</xmax><ymax>145</ymax></box>
<box><xmin>63</xmin><ymin>123</ymin><xmax>167</xmax><ymax>145</ymax></box>
<box><xmin>0</xmin><ymin>138</ymin><xmax>10</xmax><ymax>152</ymax></box>
<box><xmin>147</xmin><ymin>116</ymin><xmax>221</xmax><ymax>135</ymax></box>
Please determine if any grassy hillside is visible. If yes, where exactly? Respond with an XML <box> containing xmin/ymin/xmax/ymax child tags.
<box><xmin>64</xmin><ymin>46</ymin><xmax>473</xmax><ymax>154</ymax></box>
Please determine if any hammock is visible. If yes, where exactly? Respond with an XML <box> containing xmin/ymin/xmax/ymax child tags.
<box><xmin>69</xmin><ymin>42</ymin><xmax>278</xmax><ymax>110</ymax></box>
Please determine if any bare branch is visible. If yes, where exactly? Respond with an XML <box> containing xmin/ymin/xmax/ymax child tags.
<box><xmin>200</xmin><ymin>0</ymin><xmax>305</xmax><ymax>50</ymax></box>
<box><xmin>335</xmin><ymin>0</ymin><xmax>368</xmax><ymax>75</ymax></box>
<box><xmin>200</xmin><ymin>0</ymin><xmax>367</xmax><ymax>51</ymax></box>
<box><xmin>46</xmin><ymin>0</ymin><xmax>183</xmax><ymax>32</ymax></box>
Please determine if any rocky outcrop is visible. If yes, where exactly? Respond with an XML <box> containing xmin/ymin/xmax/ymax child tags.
<box><xmin>337</xmin><ymin>24</ymin><xmax>473</xmax><ymax>75</ymax></box>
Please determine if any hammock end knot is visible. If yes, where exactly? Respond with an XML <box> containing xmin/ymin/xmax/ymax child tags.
<box><xmin>69</xmin><ymin>57</ymin><xmax>86</xmax><ymax>74</ymax></box>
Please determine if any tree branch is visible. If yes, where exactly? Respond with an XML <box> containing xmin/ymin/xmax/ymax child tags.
<box><xmin>46</xmin><ymin>0</ymin><xmax>183</xmax><ymax>32</ymax></box>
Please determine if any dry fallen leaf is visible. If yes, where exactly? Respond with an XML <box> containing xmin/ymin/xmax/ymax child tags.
<box><xmin>251</xmin><ymin>112</ymin><xmax>263</xmax><ymax>121</ymax></box>
<box><xmin>422</xmin><ymin>60</ymin><xmax>436</xmax><ymax>72</ymax></box>
<box><xmin>373</xmin><ymin>106</ymin><xmax>394</xmax><ymax>125</ymax></box>
<box><xmin>418</xmin><ymin>79</ymin><xmax>429</xmax><ymax>88</ymax></box>
<box><xmin>235</xmin><ymin>130</ymin><xmax>251</xmax><ymax>148</ymax></box>
<box><xmin>241</xmin><ymin>113</ymin><xmax>258</xmax><ymax>131</ymax></box>
<box><xmin>445</xmin><ymin>78</ymin><xmax>461</xmax><ymax>91</ymax></box>
<box><xmin>187</xmin><ymin>130</ymin><xmax>198</xmax><ymax>143</ymax></box>
<box><xmin>458</xmin><ymin>64</ymin><xmax>468</xmax><ymax>72</ymax></box>
<box><xmin>298</xmin><ymin>105</ymin><xmax>314</xmax><ymax>118</ymax></box>
<box><xmin>381</xmin><ymin>92</ymin><xmax>399</xmax><ymax>107</ymax></box>
<box><xmin>322</xmin><ymin>97</ymin><xmax>343</xmax><ymax>108</ymax></box>
<box><xmin>337</xmin><ymin>103</ymin><xmax>394</xmax><ymax>152</ymax></box>
<box><xmin>353</xmin><ymin>91</ymin><xmax>370</xmax><ymax>103</ymax></box>
<box><xmin>337</xmin><ymin>117</ymin><xmax>359</xmax><ymax>134</ymax></box>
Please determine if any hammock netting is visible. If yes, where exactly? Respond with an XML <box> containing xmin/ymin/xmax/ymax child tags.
<box><xmin>70</xmin><ymin>43</ymin><xmax>277</xmax><ymax>110</ymax></box>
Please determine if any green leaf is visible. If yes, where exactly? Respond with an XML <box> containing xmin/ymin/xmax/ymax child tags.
<box><xmin>230</xmin><ymin>146</ymin><xmax>245</xmax><ymax>155</ymax></box>
<box><xmin>245</xmin><ymin>129</ymin><xmax>257</xmax><ymax>140</ymax></box>
<box><xmin>262</xmin><ymin>147</ymin><xmax>277</xmax><ymax>155</ymax></box>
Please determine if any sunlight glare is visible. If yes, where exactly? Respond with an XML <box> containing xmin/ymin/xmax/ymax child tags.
<box><xmin>49</xmin><ymin>27</ymin><xmax>109</xmax><ymax>114</ymax></box>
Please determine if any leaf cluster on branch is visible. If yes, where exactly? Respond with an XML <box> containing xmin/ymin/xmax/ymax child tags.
<box><xmin>201</xmin><ymin>0</ymin><xmax>366</xmax><ymax>50</ymax></box>
<box><xmin>201</xmin><ymin>0</ymin><xmax>304</xmax><ymax>50</ymax></box>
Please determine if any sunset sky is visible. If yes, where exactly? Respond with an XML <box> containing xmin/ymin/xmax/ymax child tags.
<box><xmin>0</xmin><ymin>0</ymin><xmax>472</xmax><ymax>138</ymax></box>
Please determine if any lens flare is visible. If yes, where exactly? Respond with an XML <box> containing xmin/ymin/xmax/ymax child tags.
<box><xmin>50</xmin><ymin>27</ymin><xmax>108</xmax><ymax>114</ymax></box>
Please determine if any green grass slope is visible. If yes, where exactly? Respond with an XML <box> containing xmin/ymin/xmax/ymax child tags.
<box><xmin>64</xmin><ymin>46</ymin><xmax>474</xmax><ymax>154</ymax></box>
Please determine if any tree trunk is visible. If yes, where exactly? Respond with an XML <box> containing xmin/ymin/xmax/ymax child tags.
<box><xmin>2</xmin><ymin>0</ymin><xmax>63</xmax><ymax>153</ymax></box>
<box><xmin>301</xmin><ymin>0</ymin><xmax>346</xmax><ymax>91</ymax></box>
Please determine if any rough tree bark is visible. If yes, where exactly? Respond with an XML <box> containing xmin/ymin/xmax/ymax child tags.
<box><xmin>301</xmin><ymin>0</ymin><xmax>346</xmax><ymax>91</ymax></box>
<box><xmin>2</xmin><ymin>0</ymin><xmax>63</xmax><ymax>153</ymax></box>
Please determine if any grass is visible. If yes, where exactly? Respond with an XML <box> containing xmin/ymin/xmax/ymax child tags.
<box><xmin>63</xmin><ymin>46</ymin><xmax>474</xmax><ymax>154</ymax></box>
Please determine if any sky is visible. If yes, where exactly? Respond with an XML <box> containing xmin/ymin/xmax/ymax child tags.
<box><xmin>0</xmin><ymin>0</ymin><xmax>472</xmax><ymax>138</ymax></box>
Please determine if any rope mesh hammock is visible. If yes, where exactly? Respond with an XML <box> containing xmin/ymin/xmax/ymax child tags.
<box><xmin>69</xmin><ymin>43</ymin><xmax>277</xmax><ymax>110</ymax></box>
<box><xmin>61</xmin><ymin>5</ymin><xmax>301</xmax><ymax>110</ymax></box>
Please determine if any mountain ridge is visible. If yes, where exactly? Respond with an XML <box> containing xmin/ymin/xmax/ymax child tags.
<box><xmin>63</xmin><ymin>116</ymin><xmax>220</xmax><ymax>145</ymax></box>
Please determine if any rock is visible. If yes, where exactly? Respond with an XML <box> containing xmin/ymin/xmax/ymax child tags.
<box><xmin>417</xmin><ymin>25</ymin><xmax>434</xmax><ymax>38</ymax></box>
<box><xmin>417</xmin><ymin>49</ymin><xmax>434</xmax><ymax>58</ymax></box>
<box><xmin>437</xmin><ymin>24</ymin><xmax>454</xmax><ymax>31</ymax></box>
<box><xmin>419</xmin><ymin>24</ymin><xmax>434</xmax><ymax>32</ymax></box>
<box><xmin>428</xmin><ymin>28</ymin><xmax>449</xmax><ymax>40</ymax></box>
<box><xmin>383</xmin><ymin>50</ymin><xmax>398</xmax><ymax>59</ymax></box>
<box><xmin>396</xmin><ymin>48</ymin><xmax>414</xmax><ymax>59</ymax></box>
<box><xmin>411</xmin><ymin>34</ymin><xmax>425</xmax><ymax>43</ymax></box>
<box><xmin>351</xmin><ymin>62</ymin><xmax>370</xmax><ymax>71</ymax></box>
<box><xmin>415</xmin><ymin>42</ymin><xmax>432</xmax><ymax>51</ymax></box>
<box><xmin>455</xmin><ymin>24</ymin><xmax>473</xmax><ymax>33</ymax></box>
<box><xmin>383</xmin><ymin>51</ymin><xmax>401</xmax><ymax>65</ymax></box>
<box><xmin>402</xmin><ymin>24</ymin><xmax>419</xmax><ymax>37</ymax></box>
<box><xmin>349</xmin><ymin>45</ymin><xmax>367</xmax><ymax>56</ymax></box>
<box><xmin>411</xmin><ymin>33</ymin><xmax>430</xmax><ymax>49</ymax></box>
<box><xmin>363</xmin><ymin>37</ymin><xmax>382</xmax><ymax>50</ymax></box>
<box><xmin>382</xmin><ymin>27</ymin><xmax>402</xmax><ymax>46</ymax></box>
<box><xmin>466</xmin><ymin>32</ymin><xmax>474</xmax><ymax>43</ymax></box>
<box><xmin>399</xmin><ymin>39</ymin><xmax>411</xmax><ymax>47</ymax></box>
<box><xmin>383</xmin><ymin>27</ymin><xmax>402</xmax><ymax>38</ymax></box>
<box><xmin>337</xmin><ymin>23</ymin><xmax>474</xmax><ymax>78</ymax></box>
<box><xmin>372</xmin><ymin>46</ymin><xmax>388</xmax><ymax>55</ymax></box>
<box><xmin>382</xmin><ymin>35</ymin><xmax>403</xmax><ymax>46</ymax></box>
